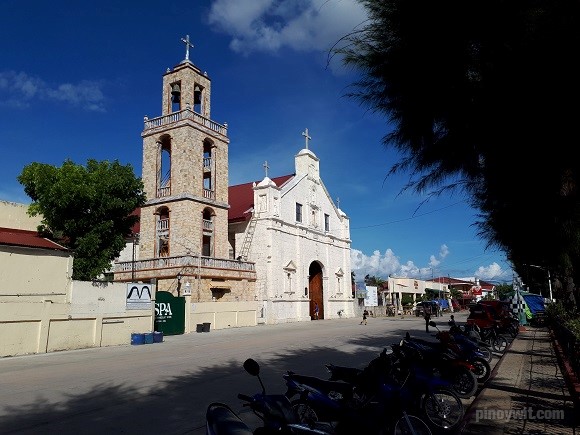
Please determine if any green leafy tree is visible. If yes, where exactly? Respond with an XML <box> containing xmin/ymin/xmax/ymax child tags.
<box><xmin>450</xmin><ymin>288</ymin><xmax>463</xmax><ymax>300</ymax></box>
<box><xmin>18</xmin><ymin>159</ymin><xmax>146</xmax><ymax>280</ymax></box>
<box><xmin>335</xmin><ymin>0</ymin><xmax>580</xmax><ymax>309</ymax></box>
<box><xmin>401</xmin><ymin>293</ymin><xmax>414</xmax><ymax>306</ymax></box>
<box><xmin>364</xmin><ymin>275</ymin><xmax>386</xmax><ymax>287</ymax></box>
<box><xmin>495</xmin><ymin>283</ymin><xmax>513</xmax><ymax>301</ymax></box>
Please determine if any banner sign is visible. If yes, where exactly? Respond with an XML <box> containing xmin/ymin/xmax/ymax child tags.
<box><xmin>154</xmin><ymin>291</ymin><xmax>185</xmax><ymax>335</ymax></box>
<box><xmin>126</xmin><ymin>283</ymin><xmax>153</xmax><ymax>310</ymax></box>
<box><xmin>364</xmin><ymin>286</ymin><xmax>378</xmax><ymax>307</ymax></box>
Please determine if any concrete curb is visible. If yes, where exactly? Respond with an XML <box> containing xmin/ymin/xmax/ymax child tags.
<box><xmin>457</xmin><ymin>333</ymin><xmax>515</xmax><ymax>433</ymax></box>
<box><xmin>549</xmin><ymin>327</ymin><xmax>580</xmax><ymax>423</ymax></box>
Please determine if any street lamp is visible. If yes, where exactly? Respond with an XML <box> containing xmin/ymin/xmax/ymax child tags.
<box><xmin>131</xmin><ymin>233</ymin><xmax>140</xmax><ymax>282</ymax></box>
<box><xmin>528</xmin><ymin>264</ymin><xmax>553</xmax><ymax>302</ymax></box>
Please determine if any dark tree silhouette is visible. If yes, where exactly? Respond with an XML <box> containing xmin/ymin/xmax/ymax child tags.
<box><xmin>335</xmin><ymin>0</ymin><xmax>580</xmax><ymax>308</ymax></box>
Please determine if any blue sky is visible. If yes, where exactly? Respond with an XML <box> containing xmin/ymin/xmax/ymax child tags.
<box><xmin>0</xmin><ymin>0</ymin><xmax>512</xmax><ymax>283</ymax></box>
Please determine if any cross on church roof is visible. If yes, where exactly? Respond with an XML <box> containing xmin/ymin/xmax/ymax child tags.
<box><xmin>302</xmin><ymin>128</ymin><xmax>311</xmax><ymax>150</ymax></box>
<box><xmin>263</xmin><ymin>161</ymin><xmax>270</xmax><ymax>178</ymax></box>
<box><xmin>336</xmin><ymin>197</ymin><xmax>340</xmax><ymax>208</ymax></box>
<box><xmin>181</xmin><ymin>34</ymin><xmax>194</xmax><ymax>62</ymax></box>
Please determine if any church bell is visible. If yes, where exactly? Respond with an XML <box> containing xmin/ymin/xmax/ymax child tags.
<box><xmin>171</xmin><ymin>84</ymin><xmax>181</xmax><ymax>102</ymax></box>
<box><xmin>194</xmin><ymin>85</ymin><xmax>202</xmax><ymax>105</ymax></box>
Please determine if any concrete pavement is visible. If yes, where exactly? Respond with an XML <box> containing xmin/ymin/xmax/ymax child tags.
<box><xmin>459</xmin><ymin>325</ymin><xmax>578</xmax><ymax>434</ymax></box>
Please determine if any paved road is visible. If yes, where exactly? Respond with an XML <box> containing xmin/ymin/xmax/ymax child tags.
<box><xmin>0</xmin><ymin>311</ymin><xmax>488</xmax><ymax>434</ymax></box>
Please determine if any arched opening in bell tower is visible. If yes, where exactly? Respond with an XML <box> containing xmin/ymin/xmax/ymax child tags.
<box><xmin>170</xmin><ymin>81</ymin><xmax>181</xmax><ymax>113</ymax></box>
<box><xmin>194</xmin><ymin>84</ymin><xmax>203</xmax><ymax>113</ymax></box>
<box><xmin>202</xmin><ymin>139</ymin><xmax>214</xmax><ymax>200</ymax></box>
<box><xmin>156</xmin><ymin>206</ymin><xmax>170</xmax><ymax>257</ymax></box>
<box><xmin>201</xmin><ymin>207</ymin><xmax>214</xmax><ymax>257</ymax></box>
<box><xmin>157</xmin><ymin>136</ymin><xmax>172</xmax><ymax>198</ymax></box>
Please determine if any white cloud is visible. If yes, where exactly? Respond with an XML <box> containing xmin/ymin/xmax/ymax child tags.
<box><xmin>0</xmin><ymin>71</ymin><xmax>106</xmax><ymax>112</ymax></box>
<box><xmin>474</xmin><ymin>262</ymin><xmax>508</xmax><ymax>281</ymax></box>
<box><xmin>350</xmin><ymin>244</ymin><xmax>511</xmax><ymax>284</ymax></box>
<box><xmin>428</xmin><ymin>244</ymin><xmax>449</xmax><ymax>268</ymax></box>
<box><xmin>351</xmin><ymin>248</ymin><xmax>404</xmax><ymax>280</ymax></box>
<box><xmin>208</xmin><ymin>0</ymin><xmax>367</xmax><ymax>56</ymax></box>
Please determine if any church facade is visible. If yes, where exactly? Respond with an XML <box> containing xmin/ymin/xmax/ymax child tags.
<box><xmin>228</xmin><ymin>138</ymin><xmax>354</xmax><ymax>324</ymax></box>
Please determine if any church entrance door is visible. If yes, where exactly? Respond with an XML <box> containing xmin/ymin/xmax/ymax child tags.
<box><xmin>309</xmin><ymin>262</ymin><xmax>324</xmax><ymax>319</ymax></box>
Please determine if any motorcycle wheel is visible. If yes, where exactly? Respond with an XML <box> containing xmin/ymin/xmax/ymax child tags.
<box><xmin>492</xmin><ymin>335</ymin><xmax>508</xmax><ymax>353</ymax></box>
<box><xmin>451</xmin><ymin>367</ymin><xmax>478</xmax><ymax>399</ymax></box>
<box><xmin>422</xmin><ymin>388</ymin><xmax>465</xmax><ymax>431</ymax></box>
<box><xmin>393</xmin><ymin>414</ymin><xmax>432</xmax><ymax>435</ymax></box>
<box><xmin>471</xmin><ymin>357</ymin><xmax>491</xmax><ymax>383</ymax></box>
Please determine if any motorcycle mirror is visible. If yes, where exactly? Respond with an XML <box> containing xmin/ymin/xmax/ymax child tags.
<box><xmin>429</xmin><ymin>321</ymin><xmax>437</xmax><ymax>327</ymax></box>
<box><xmin>243</xmin><ymin>358</ymin><xmax>260</xmax><ymax>377</ymax></box>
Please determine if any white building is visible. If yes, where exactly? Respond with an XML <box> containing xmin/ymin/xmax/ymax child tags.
<box><xmin>228</xmin><ymin>137</ymin><xmax>354</xmax><ymax>324</ymax></box>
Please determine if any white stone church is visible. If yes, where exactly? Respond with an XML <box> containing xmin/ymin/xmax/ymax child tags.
<box><xmin>228</xmin><ymin>134</ymin><xmax>354</xmax><ymax>324</ymax></box>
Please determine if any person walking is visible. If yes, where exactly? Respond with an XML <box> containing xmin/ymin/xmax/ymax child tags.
<box><xmin>313</xmin><ymin>302</ymin><xmax>319</xmax><ymax>320</ymax></box>
<box><xmin>424</xmin><ymin>305</ymin><xmax>432</xmax><ymax>333</ymax></box>
<box><xmin>360</xmin><ymin>309</ymin><xmax>368</xmax><ymax>325</ymax></box>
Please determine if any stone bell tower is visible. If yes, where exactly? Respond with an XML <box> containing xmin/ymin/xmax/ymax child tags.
<box><xmin>139</xmin><ymin>35</ymin><xmax>230</xmax><ymax>263</ymax></box>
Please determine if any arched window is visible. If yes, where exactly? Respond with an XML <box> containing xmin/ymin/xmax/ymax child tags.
<box><xmin>157</xmin><ymin>136</ymin><xmax>172</xmax><ymax>197</ymax></box>
<box><xmin>156</xmin><ymin>206</ymin><xmax>170</xmax><ymax>257</ymax></box>
<box><xmin>202</xmin><ymin>207</ymin><xmax>214</xmax><ymax>257</ymax></box>
<box><xmin>203</xmin><ymin>139</ymin><xmax>214</xmax><ymax>200</ymax></box>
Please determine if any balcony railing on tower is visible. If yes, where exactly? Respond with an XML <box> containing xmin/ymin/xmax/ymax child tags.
<box><xmin>144</xmin><ymin>108</ymin><xmax>228</xmax><ymax>136</ymax></box>
<box><xmin>114</xmin><ymin>253</ymin><xmax>255</xmax><ymax>284</ymax></box>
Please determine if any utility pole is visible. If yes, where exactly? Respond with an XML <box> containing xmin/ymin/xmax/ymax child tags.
<box><xmin>528</xmin><ymin>264</ymin><xmax>554</xmax><ymax>302</ymax></box>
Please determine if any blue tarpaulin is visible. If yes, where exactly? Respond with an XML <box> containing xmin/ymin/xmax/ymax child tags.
<box><xmin>502</xmin><ymin>290</ymin><xmax>546</xmax><ymax>318</ymax></box>
<box><xmin>434</xmin><ymin>298</ymin><xmax>450</xmax><ymax>309</ymax></box>
<box><xmin>522</xmin><ymin>294</ymin><xmax>545</xmax><ymax>314</ymax></box>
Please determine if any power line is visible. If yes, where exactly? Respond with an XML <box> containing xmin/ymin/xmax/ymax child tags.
<box><xmin>351</xmin><ymin>200</ymin><xmax>466</xmax><ymax>230</ymax></box>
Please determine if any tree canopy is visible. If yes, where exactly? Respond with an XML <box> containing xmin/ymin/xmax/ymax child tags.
<box><xmin>336</xmin><ymin>0</ymin><xmax>580</xmax><ymax>308</ymax></box>
<box><xmin>18</xmin><ymin>159</ymin><xmax>146</xmax><ymax>280</ymax></box>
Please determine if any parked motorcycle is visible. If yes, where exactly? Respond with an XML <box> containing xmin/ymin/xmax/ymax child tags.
<box><xmin>448</xmin><ymin>324</ymin><xmax>493</xmax><ymax>363</ymax></box>
<box><xmin>429</xmin><ymin>321</ymin><xmax>492</xmax><ymax>383</ymax></box>
<box><xmin>206</xmin><ymin>358</ymin><xmax>327</xmax><ymax>435</ymax></box>
<box><xmin>399</xmin><ymin>333</ymin><xmax>479</xmax><ymax>398</ymax></box>
<box><xmin>285</xmin><ymin>347</ymin><xmax>457</xmax><ymax>433</ymax></box>
<box><xmin>476</xmin><ymin>324</ymin><xmax>509</xmax><ymax>353</ymax></box>
<box><xmin>388</xmin><ymin>343</ymin><xmax>465</xmax><ymax>431</ymax></box>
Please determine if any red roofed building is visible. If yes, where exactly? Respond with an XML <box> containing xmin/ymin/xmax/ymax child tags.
<box><xmin>0</xmin><ymin>201</ymin><xmax>73</xmax><ymax>306</ymax></box>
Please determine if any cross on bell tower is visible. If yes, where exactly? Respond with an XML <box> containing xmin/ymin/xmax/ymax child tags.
<box><xmin>181</xmin><ymin>34</ymin><xmax>194</xmax><ymax>62</ymax></box>
<box><xmin>302</xmin><ymin>128</ymin><xmax>311</xmax><ymax>150</ymax></box>
<box><xmin>263</xmin><ymin>161</ymin><xmax>270</xmax><ymax>178</ymax></box>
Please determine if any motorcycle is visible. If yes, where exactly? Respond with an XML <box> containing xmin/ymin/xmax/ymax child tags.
<box><xmin>448</xmin><ymin>324</ymin><xmax>493</xmax><ymax>363</ymax></box>
<box><xmin>284</xmin><ymin>348</ymin><xmax>441</xmax><ymax>434</ymax></box>
<box><xmin>388</xmin><ymin>343</ymin><xmax>465</xmax><ymax>431</ymax></box>
<box><xmin>429</xmin><ymin>321</ymin><xmax>492</xmax><ymax>383</ymax></box>
<box><xmin>206</xmin><ymin>358</ymin><xmax>328</xmax><ymax>435</ymax></box>
<box><xmin>399</xmin><ymin>332</ymin><xmax>479</xmax><ymax>398</ymax></box>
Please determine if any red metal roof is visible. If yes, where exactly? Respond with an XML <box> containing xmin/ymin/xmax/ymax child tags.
<box><xmin>0</xmin><ymin>227</ymin><xmax>69</xmax><ymax>251</ymax></box>
<box><xmin>228</xmin><ymin>175</ymin><xmax>294</xmax><ymax>222</ymax></box>
<box><xmin>433</xmin><ymin>276</ymin><xmax>495</xmax><ymax>292</ymax></box>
